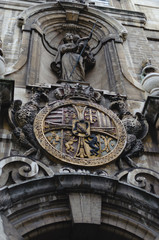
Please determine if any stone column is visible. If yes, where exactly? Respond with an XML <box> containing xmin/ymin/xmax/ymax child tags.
<box><xmin>104</xmin><ymin>40</ymin><xmax>126</xmax><ymax>94</ymax></box>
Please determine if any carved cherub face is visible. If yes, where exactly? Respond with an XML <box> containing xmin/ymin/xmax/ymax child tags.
<box><xmin>63</xmin><ymin>33</ymin><xmax>73</xmax><ymax>43</ymax></box>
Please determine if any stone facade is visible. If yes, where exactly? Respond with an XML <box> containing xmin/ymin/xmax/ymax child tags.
<box><xmin>0</xmin><ymin>0</ymin><xmax>159</xmax><ymax>239</ymax></box>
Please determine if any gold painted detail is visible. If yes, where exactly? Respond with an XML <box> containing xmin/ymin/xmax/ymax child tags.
<box><xmin>34</xmin><ymin>100</ymin><xmax>127</xmax><ymax>167</ymax></box>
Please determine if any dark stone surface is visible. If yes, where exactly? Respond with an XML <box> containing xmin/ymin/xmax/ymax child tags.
<box><xmin>0</xmin><ymin>174</ymin><xmax>159</xmax><ymax>215</ymax></box>
<box><xmin>0</xmin><ymin>172</ymin><xmax>159</xmax><ymax>239</ymax></box>
<box><xmin>0</xmin><ymin>79</ymin><xmax>14</xmax><ymax>108</ymax></box>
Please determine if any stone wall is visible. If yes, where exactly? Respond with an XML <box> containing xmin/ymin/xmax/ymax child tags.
<box><xmin>0</xmin><ymin>0</ymin><xmax>159</xmax><ymax>239</ymax></box>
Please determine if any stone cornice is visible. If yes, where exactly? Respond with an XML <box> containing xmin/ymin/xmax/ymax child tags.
<box><xmin>0</xmin><ymin>0</ymin><xmax>146</xmax><ymax>27</ymax></box>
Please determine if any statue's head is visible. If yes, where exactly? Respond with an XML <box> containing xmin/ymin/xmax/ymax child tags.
<box><xmin>63</xmin><ymin>33</ymin><xmax>73</xmax><ymax>43</ymax></box>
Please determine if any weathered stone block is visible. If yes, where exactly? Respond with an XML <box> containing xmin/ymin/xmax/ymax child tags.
<box><xmin>69</xmin><ymin>193</ymin><xmax>101</xmax><ymax>224</ymax></box>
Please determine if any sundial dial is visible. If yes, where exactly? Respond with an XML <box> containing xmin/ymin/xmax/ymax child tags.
<box><xmin>34</xmin><ymin>99</ymin><xmax>127</xmax><ymax>166</ymax></box>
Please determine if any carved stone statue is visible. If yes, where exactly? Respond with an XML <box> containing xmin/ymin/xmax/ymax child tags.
<box><xmin>9</xmin><ymin>90</ymin><xmax>48</xmax><ymax>158</ymax></box>
<box><xmin>51</xmin><ymin>33</ymin><xmax>95</xmax><ymax>82</ymax></box>
<box><xmin>110</xmin><ymin>96</ymin><xmax>148</xmax><ymax>169</ymax></box>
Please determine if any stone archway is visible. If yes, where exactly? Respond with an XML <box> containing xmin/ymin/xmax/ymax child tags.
<box><xmin>25</xmin><ymin>222</ymin><xmax>143</xmax><ymax>240</ymax></box>
<box><xmin>0</xmin><ymin>174</ymin><xmax>159</xmax><ymax>240</ymax></box>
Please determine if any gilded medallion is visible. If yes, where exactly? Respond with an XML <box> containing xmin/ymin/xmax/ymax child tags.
<box><xmin>34</xmin><ymin>100</ymin><xmax>127</xmax><ymax>166</ymax></box>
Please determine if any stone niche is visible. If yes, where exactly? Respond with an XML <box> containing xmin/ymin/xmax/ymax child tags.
<box><xmin>5</xmin><ymin>2</ymin><xmax>144</xmax><ymax>97</ymax></box>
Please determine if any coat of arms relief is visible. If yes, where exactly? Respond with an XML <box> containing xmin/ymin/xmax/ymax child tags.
<box><xmin>8</xmin><ymin>27</ymin><xmax>148</xmax><ymax>169</ymax></box>
<box><xmin>9</xmin><ymin>82</ymin><xmax>147</xmax><ymax>169</ymax></box>
<box><xmin>0</xmin><ymin>1</ymin><xmax>158</xmax><ymax>197</ymax></box>
<box><xmin>1</xmin><ymin>5</ymin><xmax>154</xmax><ymax>193</ymax></box>
<box><xmin>34</xmin><ymin>98</ymin><xmax>126</xmax><ymax>166</ymax></box>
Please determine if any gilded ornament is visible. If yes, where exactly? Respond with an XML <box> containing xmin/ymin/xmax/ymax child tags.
<box><xmin>34</xmin><ymin>100</ymin><xmax>127</xmax><ymax>166</ymax></box>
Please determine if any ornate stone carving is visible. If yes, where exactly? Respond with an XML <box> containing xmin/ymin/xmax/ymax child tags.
<box><xmin>116</xmin><ymin>167</ymin><xmax>159</xmax><ymax>195</ymax></box>
<box><xmin>110</xmin><ymin>96</ymin><xmax>148</xmax><ymax>169</ymax></box>
<box><xmin>59</xmin><ymin>167</ymin><xmax>107</xmax><ymax>176</ymax></box>
<box><xmin>54</xmin><ymin>83</ymin><xmax>101</xmax><ymax>102</ymax></box>
<box><xmin>34</xmin><ymin>99</ymin><xmax>126</xmax><ymax>167</ymax></box>
<box><xmin>50</xmin><ymin>32</ymin><xmax>95</xmax><ymax>82</ymax></box>
<box><xmin>0</xmin><ymin>156</ymin><xmax>54</xmax><ymax>188</ymax></box>
<box><xmin>9</xmin><ymin>90</ymin><xmax>48</xmax><ymax>158</ymax></box>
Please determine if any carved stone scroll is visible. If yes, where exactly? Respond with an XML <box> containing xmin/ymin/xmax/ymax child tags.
<box><xmin>116</xmin><ymin>167</ymin><xmax>159</xmax><ymax>195</ymax></box>
<box><xmin>0</xmin><ymin>156</ymin><xmax>54</xmax><ymax>188</ymax></box>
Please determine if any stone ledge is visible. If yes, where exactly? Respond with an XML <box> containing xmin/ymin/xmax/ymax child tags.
<box><xmin>0</xmin><ymin>174</ymin><xmax>159</xmax><ymax>213</ymax></box>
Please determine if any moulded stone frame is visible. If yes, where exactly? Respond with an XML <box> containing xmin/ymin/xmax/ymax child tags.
<box><xmin>4</xmin><ymin>2</ymin><xmax>144</xmax><ymax>91</ymax></box>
